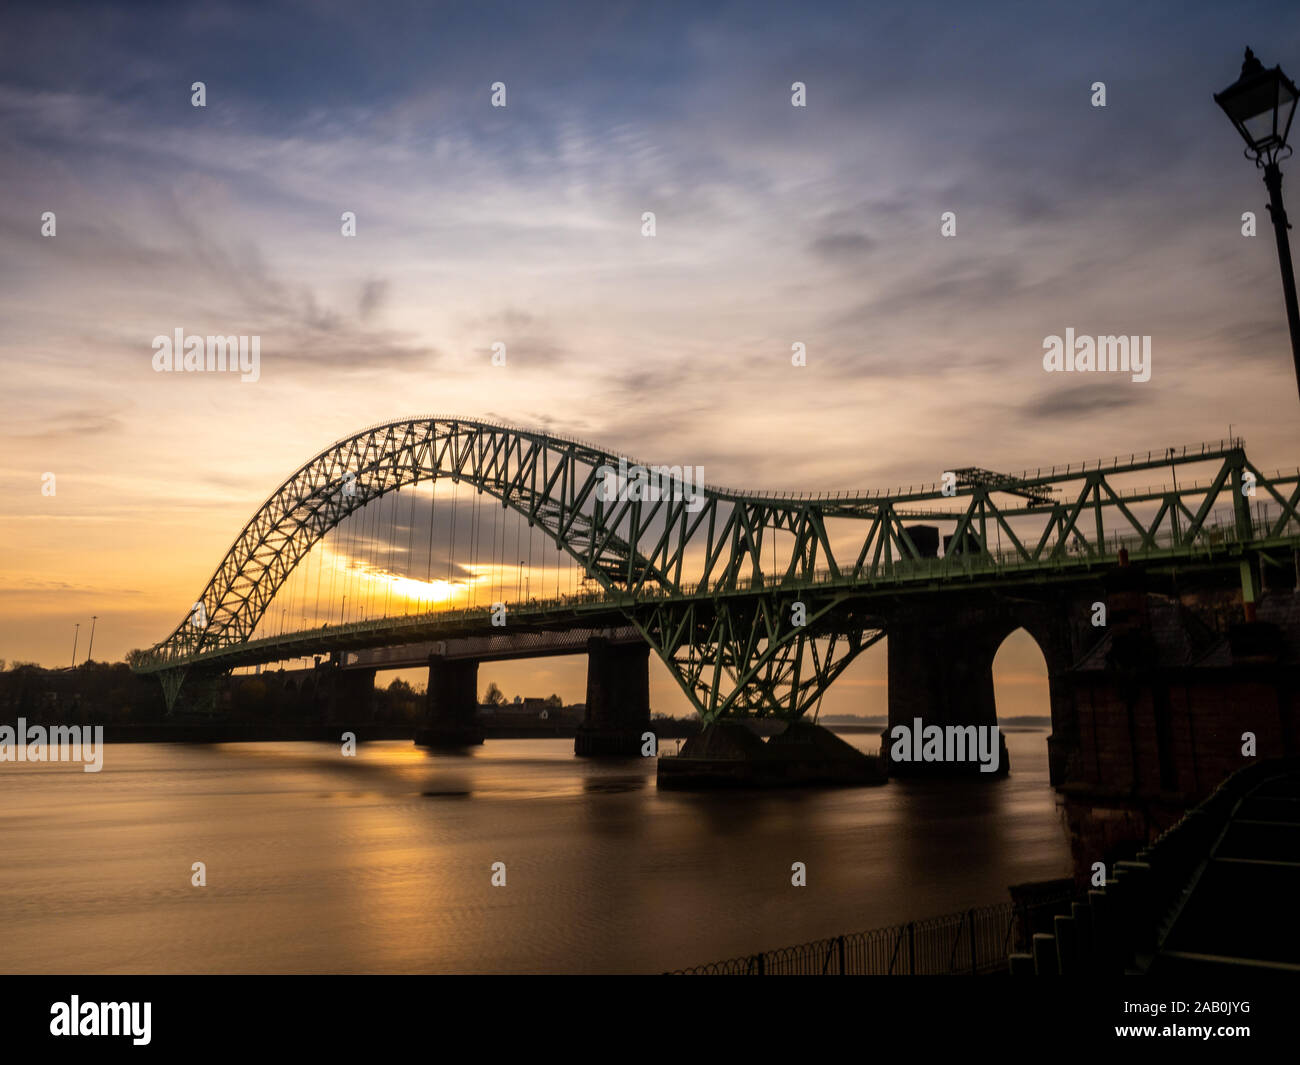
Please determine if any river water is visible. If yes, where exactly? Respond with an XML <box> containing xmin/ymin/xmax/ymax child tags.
<box><xmin>0</xmin><ymin>730</ymin><xmax>1072</xmax><ymax>973</ymax></box>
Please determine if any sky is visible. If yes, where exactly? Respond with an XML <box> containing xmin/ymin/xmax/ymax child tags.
<box><xmin>2</xmin><ymin>0</ymin><xmax>1299</xmax><ymax>716</ymax></box>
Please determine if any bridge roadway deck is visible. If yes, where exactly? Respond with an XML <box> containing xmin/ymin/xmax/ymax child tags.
<box><xmin>137</xmin><ymin>532</ymin><xmax>1300</xmax><ymax>675</ymax></box>
<box><xmin>340</xmin><ymin>627</ymin><xmax>645</xmax><ymax>670</ymax></box>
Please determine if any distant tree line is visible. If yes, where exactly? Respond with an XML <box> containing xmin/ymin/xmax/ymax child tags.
<box><xmin>0</xmin><ymin>659</ymin><xmax>423</xmax><ymax>726</ymax></box>
<box><xmin>481</xmin><ymin>682</ymin><xmax>563</xmax><ymax>707</ymax></box>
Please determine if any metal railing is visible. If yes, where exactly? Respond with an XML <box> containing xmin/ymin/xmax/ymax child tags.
<box><xmin>707</xmin><ymin>437</ymin><xmax>1250</xmax><ymax>502</ymax></box>
<box><xmin>670</xmin><ymin>903</ymin><xmax>1019</xmax><ymax>975</ymax></box>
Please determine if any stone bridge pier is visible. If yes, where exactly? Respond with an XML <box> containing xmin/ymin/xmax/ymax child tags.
<box><xmin>327</xmin><ymin>666</ymin><xmax>376</xmax><ymax>722</ymax></box>
<box><xmin>415</xmin><ymin>653</ymin><xmax>484</xmax><ymax>747</ymax></box>
<box><xmin>575</xmin><ymin>637</ymin><xmax>650</xmax><ymax>756</ymax></box>
<box><xmin>882</xmin><ymin>591</ymin><xmax>1092</xmax><ymax>780</ymax></box>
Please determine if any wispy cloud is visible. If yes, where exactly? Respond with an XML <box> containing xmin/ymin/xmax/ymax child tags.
<box><xmin>2</xmin><ymin>0</ymin><xmax>1299</xmax><ymax>677</ymax></box>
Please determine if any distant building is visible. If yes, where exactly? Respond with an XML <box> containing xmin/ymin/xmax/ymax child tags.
<box><xmin>476</xmin><ymin>697</ymin><xmax>583</xmax><ymax>728</ymax></box>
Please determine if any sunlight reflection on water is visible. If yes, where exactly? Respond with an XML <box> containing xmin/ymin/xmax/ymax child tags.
<box><xmin>0</xmin><ymin>732</ymin><xmax>1071</xmax><ymax>973</ymax></box>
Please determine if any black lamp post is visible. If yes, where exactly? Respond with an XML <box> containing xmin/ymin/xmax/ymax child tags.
<box><xmin>1216</xmin><ymin>48</ymin><xmax>1300</xmax><ymax>401</ymax></box>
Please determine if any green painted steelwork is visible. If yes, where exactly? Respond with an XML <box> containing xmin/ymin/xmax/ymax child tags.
<box><xmin>133</xmin><ymin>419</ymin><xmax>1300</xmax><ymax>720</ymax></box>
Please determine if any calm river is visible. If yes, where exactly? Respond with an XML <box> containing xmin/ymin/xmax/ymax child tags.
<box><xmin>0</xmin><ymin>730</ymin><xmax>1072</xmax><ymax>973</ymax></box>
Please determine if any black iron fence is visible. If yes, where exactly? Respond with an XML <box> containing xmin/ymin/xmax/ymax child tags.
<box><xmin>670</xmin><ymin>896</ymin><xmax>1079</xmax><ymax>975</ymax></box>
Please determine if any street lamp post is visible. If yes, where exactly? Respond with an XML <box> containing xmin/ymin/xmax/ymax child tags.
<box><xmin>70</xmin><ymin>623</ymin><xmax>79</xmax><ymax>668</ymax></box>
<box><xmin>85</xmin><ymin>615</ymin><xmax>98</xmax><ymax>665</ymax></box>
<box><xmin>1216</xmin><ymin>48</ymin><xmax>1300</xmax><ymax>401</ymax></box>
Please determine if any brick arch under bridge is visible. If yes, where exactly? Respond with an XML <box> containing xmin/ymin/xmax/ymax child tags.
<box><xmin>880</xmin><ymin>585</ymin><xmax>1104</xmax><ymax>778</ymax></box>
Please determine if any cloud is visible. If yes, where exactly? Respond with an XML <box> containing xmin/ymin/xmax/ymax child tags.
<box><xmin>809</xmin><ymin>231</ymin><xmax>875</xmax><ymax>261</ymax></box>
<box><xmin>358</xmin><ymin>279</ymin><xmax>389</xmax><ymax>320</ymax></box>
<box><xmin>1021</xmin><ymin>383</ymin><xmax>1145</xmax><ymax>419</ymax></box>
<box><xmin>0</xmin><ymin>579</ymin><xmax>141</xmax><ymax>596</ymax></box>
<box><xmin>4</xmin><ymin>0</ymin><xmax>1300</xmax><ymax>677</ymax></box>
<box><xmin>2</xmin><ymin>407</ymin><xmax>125</xmax><ymax>440</ymax></box>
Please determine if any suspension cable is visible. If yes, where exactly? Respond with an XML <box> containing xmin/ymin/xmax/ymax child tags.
<box><xmin>447</xmin><ymin>476</ymin><xmax>458</xmax><ymax>602</ymax></box>
<box><xmin>431</xmin><ymin>450</ymin><xmax>441</xmax><ymax>611</ymax></box>
<box><xmin>382</xmin><ymin>489</ymin><xmax>395</xmax><ymax>618</ymax></box>
<box><xmin>492</xmin><ymin>494</ymin><xmax>500</xmax><ymax>607</ymax></box>
<box><xmin>514</xmin><ymin>512</ymin><xmax>521</xmax><ymax>601</ymax></box>
<box><xmin>314</xmin><ymin>526</ymin><xmax>323</xmax><ymax>626</ymax></box>
<box><xmin>469</xmin><ymin>483</ymin><xmax>481</xmax><ymax>609</ymax></box>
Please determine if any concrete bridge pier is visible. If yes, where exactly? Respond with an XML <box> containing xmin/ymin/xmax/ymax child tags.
<box><xmin>328</xmin><ymin>666</ymin><xmax>375</xmax><ymax>722</ymax></box>
<box><xmin>415</xmin><ymin>653</ymin><xmax>484</xmax><ymax>747</ymax></box>
<box><xmin>575</xmin><ymin>637</ymin><xmax>650</xmax><ymax>756</ymax></box>
<box><xmin>883</xmin><ymin>606</ymin><xmax>1011</xmax><ymax>777</ymax></box>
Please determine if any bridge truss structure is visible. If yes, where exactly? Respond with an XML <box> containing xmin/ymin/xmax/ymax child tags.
<box><xmin>134</xmin><ymin>418</ymin><xmax>1300</xmax><ymax>721</ymax></box>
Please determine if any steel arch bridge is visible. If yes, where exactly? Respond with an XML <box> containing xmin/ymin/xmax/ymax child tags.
<box><xmin>133</xmin><ymin>417</ymin><xmax>1300</xmax><ymax>721</ymax></box>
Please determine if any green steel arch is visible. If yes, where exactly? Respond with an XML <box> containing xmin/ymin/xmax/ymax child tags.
<box><xmin>139</xmin><ymin>421</ymin><xmax>1300</xmax><ymax>722</ymax></box>
<box><xmin>149</xmin><ymin>416</ymin><xmax>669</xmax><ymax>661</ymax></box>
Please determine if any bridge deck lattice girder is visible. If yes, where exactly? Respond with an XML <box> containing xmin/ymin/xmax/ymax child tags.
<box><xmin>134</xmin><ymin>419</ymin><xmax>1300</xmax><ymax>721</ymax></box>
<box><xmin>136</xmin><ymin>530</ymin><xmax>1298</xmax><ymax>674</ymax></box>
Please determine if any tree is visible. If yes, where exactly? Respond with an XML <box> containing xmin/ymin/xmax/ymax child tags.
<box><xmin>544</xmin><ymin>693</ymin><xmax>562</xmax><ymax>708</ymax></box>
<box><xmin>483</xmin><ymin>681</ymin><xmax>506</xmax><ymax>706</ymax></box>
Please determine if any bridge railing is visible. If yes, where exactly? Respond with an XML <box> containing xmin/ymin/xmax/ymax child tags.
<box><xmin>1007</xmin><ymin>436</ymin><xmax>1245</xmax><ymax>484</ymax></box>
<box><xmin>707</xmin><ymin>437</ymin><xmax>1251</xmax><ymax>502</ymax></box>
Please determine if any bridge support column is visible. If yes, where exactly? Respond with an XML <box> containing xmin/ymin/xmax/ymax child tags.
<box><xmin>575</xmin><ymin>638</ymin><xmax>650</xmax><ymax>756</ymax></box>
<box><xmin>883</xmin><ymin>605</ymin><xmax>1009</xmax><ymax>777</ymax></box>
<box><xmin>415</xmin><ymin>655</ymin><xmax>483</xmax><ymax>747</ymax></box>
<box><xmin>158</xmin><ymin>669</ymin><xmax>187</xmax><ymax>714</ymax></box>
<box><xmin>327</xmin><ymin>667</ymin><xmax>375</xmax><ymax>722</ymax></box>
